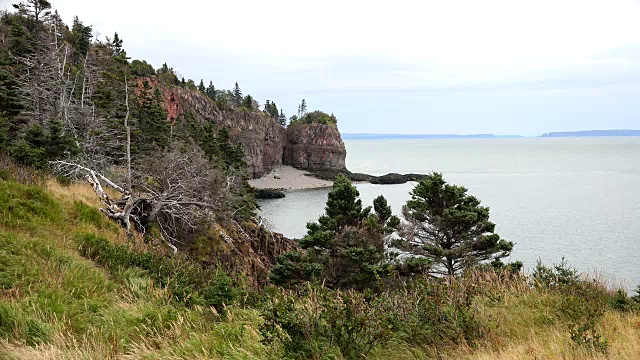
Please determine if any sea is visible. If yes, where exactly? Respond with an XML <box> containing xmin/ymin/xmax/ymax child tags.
<box><xmin>258</xmin><ymin>137</ymin><xmax>640</xmax><ymax>289</ymax></box>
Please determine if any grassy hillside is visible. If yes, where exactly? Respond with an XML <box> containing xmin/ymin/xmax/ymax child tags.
<box><xmin>0</xmin><ymin>177</ymin><xmax>639</xmax><ymax>359</ymax></box>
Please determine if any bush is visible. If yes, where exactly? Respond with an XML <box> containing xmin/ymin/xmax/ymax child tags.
<box><xmin>75</xmin><ymin>233</ymin><xmax>235</xmax><ymax>312</ymax></box>
<box><xmin>260</xmin><ymin>278</ymin><xmax>483</xmax><ymax>359</ymax></box>
<box><xmin>570</xmin><ymin>318</ymin><xmax>609</xmax><ymax>354</ymax></box>
<box><xmin>130</xmin><ymin>59</ymin><xmax>155</xmax><ymax>77</ymax></box>
<box><xmin>532</xmin><ymin>257</ymin><xmax>580</xmax><ymax>289</ymax></box>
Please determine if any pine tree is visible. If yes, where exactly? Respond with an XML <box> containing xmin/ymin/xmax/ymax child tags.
<box><xmin>12</xmin><ymin>0</ymin><xmax>51</xmax><ymax>23</ymax></box>
<box><xmin>242</xmin><ymin>94</ymin><xmax>254</xmax><ymax>110</ymax></box>
<box><xmin>206</xmin><ymin>81</ymin><xmax>216</xmax><ymax>100</ymax></box>
<box><xmin>70</xmin><ymin>16</ymin><xmax>93</xmax><ymax>58</ymax></box>
<box><xmin>399</xmin><ymin>173</ymin><xmax>514</xmax><ymax>276</ymax></box>
<box><xmin>278</xmin><ymin>109</ymin><xmax>287</xmax><ymax>127</ymax></box>
<box><xmin>271</xmin><ymin>175</ymin><xmax>399</xmax><ymax>289</ymax></box>
<box><xmin>297</xmin><ymin>98</ymin><xmax>307</xmax><ymax>119</ymax></box>
<box><xmin>111</xmin><ymin>32</ymin><xmax>124</xmax><ymax>56</ymax></box>
<box><xmin>232</xmin><ymin>82</ymin><xmax>242</xmax><ymax>107</ymax></box>
<box><xmin>198</xmin><ymin>79</ymin><xmax>205</xmax><ymax>92</ymax></box>
<box><xmin>133</xmin><ymin>81</ymin><xmax>170</xmax><ymax>154</ymax></box>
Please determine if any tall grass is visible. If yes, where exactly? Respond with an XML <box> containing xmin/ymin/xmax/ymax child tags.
<box><xmin>0</xmin><ymin>174</ymin><xmax>639</xmax><ymax>359</ymax></box>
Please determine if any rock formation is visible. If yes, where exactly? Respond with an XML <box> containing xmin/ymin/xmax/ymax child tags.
<box><xmin>147</xmin><ymin>79</ymin><xmax>347</xmax><ymax>178</ymax></box>
<box><xmin>284</xmin><ymin>123</ymin><xmax>347</xmax><ymax>171</ymax></box>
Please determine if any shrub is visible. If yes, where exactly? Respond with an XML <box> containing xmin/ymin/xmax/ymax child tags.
<box><xmin>570</xmin><ymin>318</ymin><xmax>609</xmax><ymax>354</ymax></box>
<box><xmin>75</xmin><ymin>233</ymin><xmax>235</xmax><ymax>312</ymax></box>
<box><xmin>130</xmin><ymin>59</ymin><xmax>155</xmax><ymax>77</ymax></box>
<box><xmin>260</xmin><ymin>278</ymin><xmax>483</xmax><ymax>359</ymax></box>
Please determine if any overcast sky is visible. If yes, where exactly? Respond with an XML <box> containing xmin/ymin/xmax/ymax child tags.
<box><xmin>3</xmin><ymin>0</ymin><xmax>640</xmax><ymax>135</ymax></box>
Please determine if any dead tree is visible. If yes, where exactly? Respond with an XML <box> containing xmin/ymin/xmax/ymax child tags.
<box><xmin>52</xmin><ymin>145</ymin><xmax>233</xmax><ymax>253</ymax></box>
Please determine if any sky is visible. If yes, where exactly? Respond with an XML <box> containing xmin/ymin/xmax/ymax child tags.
<box><xmin>2</xmin><ymin>0</ymin><xmax>640</xmax><ymax>135</ymax></box>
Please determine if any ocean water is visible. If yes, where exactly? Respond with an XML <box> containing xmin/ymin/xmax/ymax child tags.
<box><xmin>258</xmin><ymin>137</ymin><xmax>640</xmax><ymax>288</ymax></box>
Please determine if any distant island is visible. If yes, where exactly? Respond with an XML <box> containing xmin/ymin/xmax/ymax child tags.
<box><xmin>343</xmin><ymin>129</ymin><xmax>640</xmax><ymax>140</ymax></box>
<box><xmin>342</xmin><ymin>133</ymin><xmax>525</xmax><ymax>140</ymax></box>
<box><xmin>539</xmin><ymin>129</ymin><xmax>640</xmax><ymax>137</ymax></box>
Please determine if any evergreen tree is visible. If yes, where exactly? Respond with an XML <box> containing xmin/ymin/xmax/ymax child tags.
<box><xmin>297</xmin><ymin>98</ymin><xmax>307</xmax><ymax>118</ymax></box>
<box><xmin>271</xmin><ymin>175</ymin><xmax>399</xmax><ymax>290</ymax></box>
<box><xmin>399</xmin><ymin>173</ymin><xmax>514</xmax><ymax>276</ymax></box>
<box><xmin>69</xmin><ymin>16</ymin><xmax>92</xmax><ymax>58</ymax></box>
<box><xmin>278</xmin><ymin>109</ymin><xmax>287</xmax><ymax>127</ymax></box>
<box><xmin>215</xmin><ymin>127</ymin><xmax>244</xmax><ymax>169</ymax></box>
<box><xmin>111</xmin><ymin>32</ymin><xmax>124</xmax><ymax>57</ymax></box>
<box><xmin>198</xmin><ymin>79</ymin><xmax>205</xmax><ymax>92</ymax></box>
<box><xmin>9</xmin><ymin>120</ymin><xmax>77</xmax><ymax>168</ymax></box>
<box><xmin>0</xmin><ymin>68</ymin><xmax>23</xmax><ymax>119</ymax></box>
<box><xmin>206</xmin><ymin>81</ymin><xmax>216</xmax><ymax>100</ymax></box>
<box><xmin>12</xmin><ymin>0</ymin><xmax>51</xmax><ymax>23</ymax></box>
<box><xmin>242</xmin><ymin>94</ymin><xmax>254</xmax><ymax>110</ymax></box>
<box><xmin>132</xmin><ymin>81</ymin><xmax>170</xmax><ymax>154</ymax></box>
<box><xmin>232</xmin><ymin>82</ymin><xmax>242</xmax><ymax>107</ymax></box>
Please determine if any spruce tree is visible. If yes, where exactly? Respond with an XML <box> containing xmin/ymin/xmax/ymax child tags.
<box><xmin>278</xmin><ymin>109</ymin><xmax>287</xmax><ymax>127</ymax></box>
<box><xmin>399</xmin><ymin>172</ymin><xmax>514</xmax><ymax>276</ymax></box>
<box><xmin>232</xmin><ymin>82</ymin><xmax>242</xmax><ymax>107</ymax></box>
<box><xmin>206</xmin><ymin>81</ymin><xmax>216</xmax><ymax>100</ymax></box>
<box><xmin>271</xmin><ymin>175</ymin><xmax>399</xmax><ymax>290</ymax></box>
<box><xmin>297</xmin><ymin>98</ymin><xmax>307</xmax><ymax>118</ymax></box>
<box><xmin>133</xmin><ymin>81</ymin><xmax>170</xmax><ymax>154</ymax></box>
<box><xmin>242</xmin><ymin>94</ymin><xmax>254</xmax><ymax>110</ymax></box>
<box><xmin>198</xmin><ymin>79</ymin><xmax>205</xmax><ymax>92</ymax></box>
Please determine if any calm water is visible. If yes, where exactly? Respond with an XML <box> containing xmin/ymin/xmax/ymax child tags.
<box><xmin>259</xmin><ymin>138</ymin><xmax>640</xmax><ymax>288</ymax></box>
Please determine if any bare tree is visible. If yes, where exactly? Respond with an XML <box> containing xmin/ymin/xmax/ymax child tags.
<box><xmin>52</xmin><ymin>144</ymin><xmax>237</xmax><ymax>252</ymax></box>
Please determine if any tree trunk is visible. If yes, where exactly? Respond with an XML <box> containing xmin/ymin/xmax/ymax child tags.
<box><xmin>124</xmin><ymin>75</ymin><xmax>132</xmax><ymax>193</ymax></box>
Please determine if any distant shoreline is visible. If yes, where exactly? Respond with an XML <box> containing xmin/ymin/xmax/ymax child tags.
<box><xmin>342</xmin><ymin>129</ymin><xmax>640</xmax><ymax>140</ymax></box>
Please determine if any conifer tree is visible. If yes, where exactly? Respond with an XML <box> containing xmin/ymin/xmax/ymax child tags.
<box><xmin>198</xmin><ymin>79</ymin><xmax>205</xmax><ymax>92</ymax></box>
<box><xmin>242</xmin><ymin>94</ymin><xmax>254</xmax><ymax>110</ymax></box>
<box><xmin>399</xmin><ymin>173</ymin><xmax>514</xmax><ymax>276</ymax></box>
<box><xmin>278</xmin><ymin>109</ymin><xmax>287</xmax><ymax>127</ymax></box>
<box><xmin>297</xmin><ymin>98</ymin><xmax>307</xmax><ymax>119</ymax></box>
<box><xmin>271</xmin><ymin>175</ymin><xmax>399</xmax><ymax>290</ymax></box>
<box><xmin>132</xmin><ymin>81</ymin><xmax>170</xmax><ymax>154</ymax></box>
<box><xmin>12</xmin><ymin>0</ymin><xmax>51</xmax><ymax>23</ymax></box>
<box><xmin>206</xmin><ymin>81</ymin><xmax>216</xmax><ymax>100</ymax></box>
<box><xmin>232</xmin><ymin>82</ymin><xmax>243</xmax><ymax>107</ymax></box>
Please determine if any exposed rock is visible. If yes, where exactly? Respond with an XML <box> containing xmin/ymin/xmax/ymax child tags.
<box><xmin>308</xmin><ymin>169</ymin><xmax>430</xmax><ymax>185</ymax></box>
<box><xmin>191</xmin><ymin>221</ymin><xmax>299</xmax><ymax>286</ymax></box>
<box><xmin>284</xmin><ymin>123</ymin><xmax>347</xmax><ymax>171</ymax></box>
<box><xmin>254</xmin><ymin>188</ymin><xmax>286</xmax><ymax>199</ymax></box>
<box><xmin>139</xmin><ymin>78</ymin><xmax>350</xmax><ymax>178</ymax></box>
<box><xmin>141</xmin><ymin>78</ymin><xmax>285</xmax><ymax>178</ymax></box>
<box><xmin>369</xmin><ymin>173</ymin><xmax>430</xmax><ymax>184</ymax></box>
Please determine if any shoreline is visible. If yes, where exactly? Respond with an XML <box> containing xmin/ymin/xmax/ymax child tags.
<box><xmin>248</xmin><ymin>166</ymin><xmax>333</xmax><ymax>191</ymax></box>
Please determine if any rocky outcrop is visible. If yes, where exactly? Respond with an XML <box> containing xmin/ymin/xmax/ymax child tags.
<box><xmin>142</xmin><ymin>80</ymin><xmax>284</xmax><ymax>178</ymax></box>
<box><xmin>284</xmin><ymin>123</ymin><xmax>347</xmax><ymax>171</ymax></box>
<box><xmin>140</xmin><ymin>78</ymin><xmax>347</xmax><ymax>178</ymax></box>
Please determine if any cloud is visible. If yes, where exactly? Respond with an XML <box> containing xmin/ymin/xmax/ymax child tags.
<box><xmin>12</xmin><ymin>0</ymin><xmax>640</xmax><ymax>133</ymax></box>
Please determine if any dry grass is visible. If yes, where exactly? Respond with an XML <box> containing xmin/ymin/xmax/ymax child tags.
<box><xmin>448</xmin><ymin>311</ymin><xmax>640</xmax><ymax>360</ymax></box>
<box><xmin>1</xmin><ymin>176</ymin><xmax>639</xmax><ymax>359</ymax></box>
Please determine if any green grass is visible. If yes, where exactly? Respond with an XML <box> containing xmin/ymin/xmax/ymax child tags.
<box><xmin>0</xmin><ymin>178</ymin><xmax>638</xmax><ymax>359</ymax></box>
<box><xmin>0</xmin><ymin>180</ymin><xmax>277</xmax><ymax>359</ymax></box>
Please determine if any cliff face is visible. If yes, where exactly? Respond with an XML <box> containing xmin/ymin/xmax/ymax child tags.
<box><xmin>145</xmin><ymin>79</ymin><xmax>346</xmax><ymax>177</ymax></box>
<box><xmin>284</xmin><ymin>123</ymin><xmax>347</xmax><ymax>171</ymax></box>
<box><xmin>147</xmin><ymin>81</ymin><xmax>284</xmax><ymax>178</ymax></box>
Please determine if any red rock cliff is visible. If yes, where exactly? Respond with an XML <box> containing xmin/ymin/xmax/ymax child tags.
<box><xmin>284</xmin><ymin>123</ymin><xmax>347</xmax><ymax>171</ymax></box>
<box><xmin>142</xmin><ymin>78</ymin><xmax>347</xmax><ymax>177</ymax></box>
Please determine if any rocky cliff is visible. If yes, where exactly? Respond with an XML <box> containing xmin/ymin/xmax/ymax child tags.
<box><xmin>146</xmin><ymin>79</ymin><xmax>346</xmax><ymax>177</ymax></box>
<box><xmin>284</xmin><ymin>123</ymin><xmax>347</xmax><ymax>171</ymax></box>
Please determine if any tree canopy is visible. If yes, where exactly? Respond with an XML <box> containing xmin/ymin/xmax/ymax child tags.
<box><xmin>398</xmin><ymin>172</ymin><xmax>514</xmax><ymax>276</ymax></box>
<box><xmin>271</xmin><ymin>175</ymin><xmax>399</xmax><ymax>290</ymax></box>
